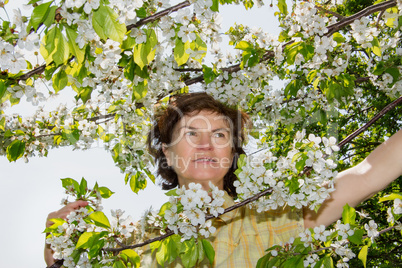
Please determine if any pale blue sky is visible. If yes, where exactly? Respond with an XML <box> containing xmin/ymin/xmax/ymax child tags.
<box><xmin>1</xmin><ymin>1</ymin><xmax>280</xmax><ymax>267</ymax></box>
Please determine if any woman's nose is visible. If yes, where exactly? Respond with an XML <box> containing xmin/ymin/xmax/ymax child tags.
<box><xmin>196</xmin><ymin>132</ymin><xmax>213</xmax><ymax>150</ymax></box>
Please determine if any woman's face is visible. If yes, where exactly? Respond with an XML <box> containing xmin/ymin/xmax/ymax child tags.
<box><xmin>162</xmin><ymin>110</ymin><xmax>234</xmax><ymax>190</ymax></box>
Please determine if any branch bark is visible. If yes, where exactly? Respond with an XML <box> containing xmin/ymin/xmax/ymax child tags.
<box><xmin>325</xmin><ymin>0</ymin><xmax>396</xmax><ymax>36</ymax></box>
<box><xmin>338</xmin><ymin>95</ymin><xmax>402</xmax><ymax>148</ymax></box>
<box><xmin>105</xmin><ymin>187</ymin><xmax>274</xmax><ymax>252</ymax></box>
<box><xmin>126</xmin><ymin>1</ymin><xmax>190</xmax><ymax>31</ymax></box>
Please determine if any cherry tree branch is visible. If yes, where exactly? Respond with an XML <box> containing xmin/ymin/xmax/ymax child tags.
<box><xmin>338</xmin><ymin>95</ymin><xmax>402</xmax><ymax>148</ymax></box>
<box><xmin>104</xmin><ymin>187</ymin><xmax>274</xmax><ymax>252</ymax></box>
<box><xmin>301</xmin><ymin>95</ymin><xmax>402</xmax><ymax>175</ymax></box>
<box><xmin>126</xmin><ymin>1</ymin><xmax>191</xmax><ymax>30</ymax></box>
<box><xmin>325</xmin><ymin>0</ymin><xmax>396</xmax><ymax>36</ymax></box>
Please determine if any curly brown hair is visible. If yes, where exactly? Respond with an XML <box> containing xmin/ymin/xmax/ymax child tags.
<box><xmin>147</xmin><ymin>93</ymin><xmax>250</xmax><ymax>197</ymax></box>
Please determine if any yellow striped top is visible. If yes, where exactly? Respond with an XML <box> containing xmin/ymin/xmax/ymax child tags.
<box><xmin>139</xmin><ymin>192</ymin><xmax>304</xmax><ymax>267</ymax></box>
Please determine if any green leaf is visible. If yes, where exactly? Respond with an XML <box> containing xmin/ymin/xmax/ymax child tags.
<box><xmin>285</xmin><ymin>41</ymin><xmax>303</xmax><ymax>65</ymax></box>
<box><xmin>77</xmin><ymin>87</ymin><xmax>93</xmax><ymax>103</ymax></box>
<box><xmin>379</xmin><ymin>193</ymin><xmax>402</xmax><ymax>202</ymax></box>
<box><xmin>121</xmin><ymin>249</ymin><xmax>140</xmax><ymax>268</ymax></box>
<box><xmin>348</xmin><ymin>229</ymin><xmax>364</xmax><ymax>245</ymax></box>
<box><xmin>314</xmin><ymin>254</ymin><xmax>333</xmax><ymax>268</ymax></box>
<box><xmin>372</xmin><ymin>61</ymin><xmax>386</xmax><ymax>75</ymax></box>
<box><xmin>135</xmin><ymin>7</ymin><xmax>147</xmax><ymax>18</ymax></box>
<box><xmin>98</xmin><ymin>186</ymin><xmax>114</xmax><ymax>199</ymax></box>
<box><xmin>155</xmin><ymin>239</ymin><xmax>169</xmax><ymax>266</ymax></box>
<box><xmin>235</xmin><ymin>41</ymin><xmax>252</xmax><ymax>51</ymax></box>
<box><xmin>6</xmin><ymin>139</ymin><xmax>25</xmax><ymax>162</ymax></box>
<box><xmin>165</xmin><ymin>189</ymin><xmax>179</xmax><ymax>197</ymax></box>
<box><xmin>342</xmin><ymin>203</ymin><xmax>356</xmax><ymax>225</ymax></box>
<box><xmin>52</xmin><ymin>69</ymin><xmax>68</xmax><ymax>93</ymax></box>
<box><xmin>113</xmin><ymin>259</ymin><xmax>126</xmax><ymax>268</ymax></box>
<box><xmin>122</xmin><ymin>35</ymin><xmax>136</xmax><ymax>50</ymax></box>
<box><xmin>0</xmin><ymin>80</ymin><xmax>6</xmax><ymax>99</ymax></box>
<box><xmin>190</xmin><ymin>35</ymin><xmax>207</xmax><ymax>63</ymax></box>
<box><xmin>371</xmin><ymin>37</ymin><xmax>381</xmax><ymax>57</ymax></box>
<box><xmin>307</xmin><ymin>70</ymin><xmax>318</xmax><ymax>84</ymax></box>
<box><xmin>92</xmin><ymin>5</ymin><xmax>126</xmax><ymax>42</ymax></box>
<box><xmin>128</xmin><ymin>173</ymin><xmax>147</xmax><ymax>193</ymax></box>
<box><xmin>295</xmin><ymin>154</ymin><xmax>308</xmax><ymax>172</ymax></box>
<box><xmin>203</xmin><ymin>65</ymin><xmax>218</xmax><ymax>84</ymax></box>
<box><xmin>158</xmin><ymin>202</ymin><xmax>173</xmax><ymax>217</ymax></box>
<box><xmin>61</xmin><ymin>178</ymin><xmax>81</xmax><ymax>194</ymax></box>
<box><xmin>79</xmin><ymin>177</ymin><xmax>87</xmax><ymax>195</ymax></box>
<box><xmin>29</xmin><ymin>1</ymin><xmax>52</xmax><ymax>31</ymax></box>
<box><xmin>53</xmin><ymin>27</ymin><xmax>70</xmax><ymax>66</ymax></box>
<box><xmin>133</xmin><ymin>29</ymin><xmax>157</xmax><ymax>69</ymax></box>
<box><xmin>62</xmin><ymin>129</ymin><xmax>80</xmax><ymax>145</ymax></box>
<box><xmin>40</xmin><ymin>26</ymin><xmax>57</xmax><ymax>64</ymax></box>
<box><xmin>332</xmin><ymin>32</ymin><xmax>345</xmax><ymax>44</ymax></box>
<box><xmin>211</xmin><ymin>0</ymin><xmax>219</xmax><ymax>12</ymax></box>
<box><xmin>76</xmin><ymin>232</ymin><xmax>99</xmax><ymax>249</ymax></box>
<box><xmin>285</xmin><ymin>176</ymin><xmax>300</xmax><ymax>195</ymax></box>
<box><xmin>65</xmin><ymin>25</ymin><xmax>85</xmax><ymax>63</ymax></box>
<box><xmin>43</xmin><ymin>5</ymin><xmax>57</xmax><ymax>27</ymax></box>
<box><xmin>197</xmin><ymin>239</ymin><xmax>205</xmax><ymax>261</ymax></box>
<box><xmin>40</xmin><ymin>26</ymin><xmax>69</xmax><ymax>66</ymax></box>
<box><xmin>174</xmin><ymin>38</ymin><xmax>190</xmax><ymax>66</ymax></box>
<box><xmin>384</xmin><ymin>67</ymin><xmax>400</xmax><ymax>84</ymax></box>
<box><xmin>0</xmin><ymin>117</ymin><xmax>5</xmax><ymax>131</ymax></box>
<box><xmin>133</xmin><ymin>80</ymin><xmax>148</xmax><ymax>100</ymax></box>
<box><xmin>283</xmin><ymin>254</ymin><xmax>305</xmax><ymax>268</ymax></box>
<box><xmin>88</xmin><ymin>238</ymin><xmax>105</xmax><ymax>259</ymax></box>
<box><xmin>277</xmin><ymin>0</ymin><xmax>288</xmax><ymax>16</ymax></box>
<box><xmin>284</xmin><ymin>79</ymin><xmax>302</xmax><ymax>97</ymax></box>
<box><xmin>88</xmin><ymin>211</ymin><xmax>111</xmax><ymax>229</ymax></box>
<box><xmin>180</xmin><ymin>238</ymin><xmax>198</xmax><ymax>268</ymax></box>
<box><xmin>358</xmin><ymin>245</ymin><xmax>369</xmax><ymax>268</ymax></box>
<box><xmin>201</xmin><ymin>239</ymin><xmax>215</xmax><ymax>265</ymax></box>
<box><xmin>44</xmin><ymin>218</ymin><xmax>67</xmax><ymax>234</ymax></box>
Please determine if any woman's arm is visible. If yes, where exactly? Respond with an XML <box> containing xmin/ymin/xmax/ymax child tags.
<box><xmin>304</xmin><ymin>129</ymin><xmax>402</xmax><ymax>228</ymax></box>
<box><xmin>44</xmin><ymin>200</ymin><xmax>88</xmax><ymax>266</ymax></box>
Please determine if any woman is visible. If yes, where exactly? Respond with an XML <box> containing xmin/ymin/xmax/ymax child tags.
<box><xmin>45</xmin><ymin>93</ymin><xmax>402</xmax><ymax>267</ymax></box>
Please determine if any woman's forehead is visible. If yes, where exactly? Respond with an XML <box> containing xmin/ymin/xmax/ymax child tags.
<box><xmin>174</xmin><ymin>110</ymin><xmax>231</xmax><ymax>130</ymax></box>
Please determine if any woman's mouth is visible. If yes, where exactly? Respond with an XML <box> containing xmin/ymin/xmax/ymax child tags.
<box><xmin>194</xmin><ymin>157</ymin><xmax>217</xmax><ymax>163</ymax></box>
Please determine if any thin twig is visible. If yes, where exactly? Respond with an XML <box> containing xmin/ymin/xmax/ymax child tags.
<box><xmin>344</xmin><ymin>105</ymin><xmax>374</xmax><ymax>121</ymax></box>
<box><xmin>174</xmin><ymin>68</ymin><xmax>203</xmax><ymax>72</ymax></box>
<box><xmin>338</xmin><ymin>95</ymin><xmax>402</xmax><ymax>148</ymax></box>
<box><xmin>315</xmin><ymin>5</ymin><xmax>345</xmax><ymax>20</ymax></box>
<box><xmin>126</xmin><ymin>1</ymin><xmax>190</xmax><ymax>31</ymax></box>
<box><xmin>301</xmin><ymin>95</ymin><xmax>402</xmax><ymax>175</ymax></box>
<box><xmin>376</xmin><ymin>10</ymin><xmax>386</xmax><ymax>27</ymax></box>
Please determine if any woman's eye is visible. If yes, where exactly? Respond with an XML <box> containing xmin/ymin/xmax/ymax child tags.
<box><xmin>213</xmin><ymin>132</ymin><xmax>226</xmax><ymax>138</ymax></box>
<box><xmin>185</xmin><ymin>131</ymin><xmax>197</xmax><ymax>136</ymax></box>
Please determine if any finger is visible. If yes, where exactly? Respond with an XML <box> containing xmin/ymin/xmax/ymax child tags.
<box><xmin>68</xmin><ymin>200</ymin><xmax>89</xmax><ymax>209</ymax></box>
<box><xmin>46</xmin><ymin>200</ymin><xmax>89</xmax><ymax>226</ymax></box>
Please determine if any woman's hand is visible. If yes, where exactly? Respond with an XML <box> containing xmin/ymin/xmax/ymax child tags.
<box><xmin>46</xmin><ymin>200</ymin><xmax>89</xmax><ymax>227</ymax></box>
<box><xmin>304</xmin><ymin>129</ymin><xmax>402</xmax><ymax>228</ymax></box>
<box><xmin>44</xmin><ymin>200</ymin><xmax>89</xmax><ymax>266</ymax></box>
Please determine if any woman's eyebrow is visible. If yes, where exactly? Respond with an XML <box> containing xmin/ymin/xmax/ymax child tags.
<box><xmin>211</xmin><ymin>128</ymin><xmax>231</xmax><ymax>132</ymax></box>
<box><xmin>178</xmin><ymin>126</ymin><xmax>230</xmax><ymax>132</ymax></box>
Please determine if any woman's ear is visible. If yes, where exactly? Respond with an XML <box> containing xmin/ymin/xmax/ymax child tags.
<box><xmin>162</xmin><ymin>143</ymin><xmax>172</xmax><ymax>166</ymax></box>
